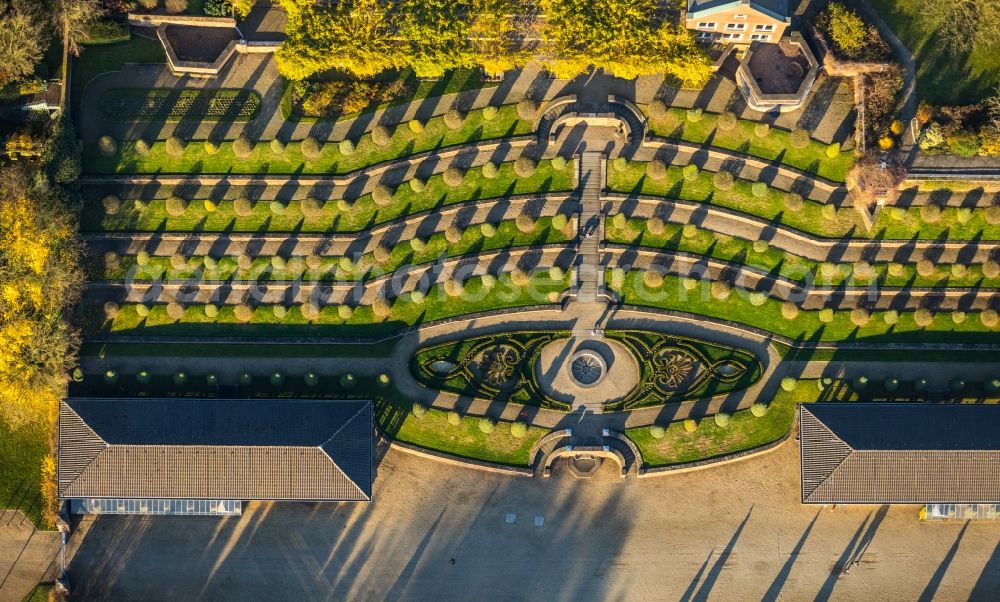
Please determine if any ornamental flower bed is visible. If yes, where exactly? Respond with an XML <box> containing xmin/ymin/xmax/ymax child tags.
<box><xmin>99</xmin><ymin>89</ymin><xmax>262</xmax><ymax>121</ymax></box>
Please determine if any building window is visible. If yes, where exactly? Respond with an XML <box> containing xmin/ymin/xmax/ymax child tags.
<box><xmin>733</xmin><ymin>13</ymin><xmax>747</xmax><ymax>19</ymax></box>
<box><xmin>697</xmin><ymin>22</ymin><xmax>717</xmax><ymax>30</ymax></box>
<box><xmin>754</xmin><ymin>24</ymin><xmax>775</xmax><ymax>32</ymax></box>
<box><xmin>721</xmin><ymin>32</ymin><xmax>743</xmax><ymax>41</ymax></box>
<box><xmin>750</xmin><ymin>33</ymin><xmax>772</xmax><ymax>41</ymax></box>
<box><xmin>725</xmin><ymin>23</ymin><xmax>746</xmax><ymax>30</ymax></box>
<box><xmin>697</xmin><ymin>31</ymin><xmax>717</xmax><ymax>40</ymax></box>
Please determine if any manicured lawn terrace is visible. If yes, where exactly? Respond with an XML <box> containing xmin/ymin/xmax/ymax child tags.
<box><xmin>610</xmin><ymin>161</ymin><xmax>1000</xmax><ymax>241</ymax></box>
<box><xmin>606</xmin><ymin>218</ymin><xmax>1000</xmax><ymax>288</ymax></box>
<box><xmin>0</xmin><ymin>416</ymin><xmax>51</xmax><ymax>528</ymax></box>
<box><xmin>773</xmin><ymin>344</ymin><xmax>1000</xmax><ymax>363</ymax></box>
<box><xmin>871</xmin><ymin>0</ymin><xmax>1000</xmax><ymax>104</ymax></box>
<box><xmin>610</xmin><ymin>272</ymin><xmax>1000</xmax><ymax>343</ymax></box>
<box><xmin>281</xmin><ymin>67</ymin><xmax>498</xmax><ymax>123</ymax></box>
<box><xmin>82</xmin><ymin>160</ymin><xmax>574</xmax><ymax>233</ymax></box>
<box><xmin>627</xmin><ymin>380</ymin><xmax>802</xmax><ymax>467</ymax></box>
<box><xmin>89</xmin><ymin>273</ymin><xmax>571</xmax><ymax>338</ymax></box>
<box><xmin>644</xmin><ymin>107</ymin><xmax>855</xmax><ymax>182</ymax></box>
<box><xmin>83</xmin><ymin>104</ymin><xmax>533</xmax><ymax>175</ymax></box>
<box><xmin>392</xmin><ymin>405</ymin><xmax>545</xmax><ymax>466</ymax></box>
<box><xmin>80</xmin><ymin>340</ymin><xmax>399</xmax><ymax>359</ymax></box>
<box><xmin>98</xmin><ymin>219</ymin><xmax>570</xmax><ymax>282</ymax></box>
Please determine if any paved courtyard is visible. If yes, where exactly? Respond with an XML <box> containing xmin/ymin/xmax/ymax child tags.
<box><xmin>66</xmin><ymin>442</ymin><xmax>999</xmax><ymax>601</ymax></box>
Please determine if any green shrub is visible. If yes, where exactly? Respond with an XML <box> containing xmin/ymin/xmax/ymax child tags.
<box><xmin>269</xmin><ymin>139</ymin><xmax>285</xmax><ymax>155</ymax></box>
<box><xmin>165</xmin><ymin>196</ymin><xmax>187</xmax><ymax>217</ymax></box>
<box><xmin>825</xmin><ymin>2</ymin><xmax>867</xmax><ymax>57</ymax></box>
<box><xmin>751</xmin><ymin>182</ymin><xmax>768</xmax><ymax>198</ymax></box>
<box><xmin>790</xmin><ymin>129</ymin><xmax>810</xmax><ymax>149</ymax></box>
<box><xmin>750</xmin><ymin>403</ymin><xmax>768</xmax><ymax>417</ymax></box>
<box><xmin>411</xmin><ymin>403</ymin><xmax>428</xmax><ymax>418</ymax></box>
<box><xmin>682</xmin><ymin>164</ymin><xmax>699</xmax><ymax>181</ymax></box>
<box><xmin>513</xmin><ymin>157</ymin><xmax>536</xmax><ymax>178</ymax></box>
<box><xmin>444</xmin><ymin>108</ymin><xmax>465</xmax><ymax>130</ymax></box>
<box><xmin>372</xmin><ymin>184</ymin><xmax>394</xmax><ymax>206</ymax></box>
<box><xmin>233</xmin><ymin>135</ymin><xmax>253</xmax><ymax>159</ymax></box>
<box><xmin>649</xmin><ymin>425</ymin><xmax>666</xmax><ymax>439</ymax></box>
<box><xmin>713</xmin><ymin>413</ymin><xmax>730</xmax><ymax>427</ymax></box>
<box><xmin>304</xmin><ymin>372</ymin><xmax>320</xmax><ymax>386</ymax></box>
<box><xmin>173</xmin><ymin>371</ymin><xmax>188</xmax><ymax>385</ymax></box>
<box><xmin>134</xmin><ymin>139</ymin><xmax>150</xmax><ymax>156</ymax></box>
<box><xmin>551</xmin><ymin>156</ymin><xmax>567</xmax><ymax>170</ymax></box>
<box><xmin>269</xmin><ymin>371</ymin><xmax>285</xmax><ymax>386</ymax></box>
<box><xmin>683</xmin><ymin>418</ymin><xmax>697</xmax><ymax>432</ymax></box>
<box><xmin>510</xmin><ymin>421</ymin><xmax>527</xmax><ymax>438</ymax></box>
<box><xmin>206</xmin><ymin>373</ymin><xmax>218</xmax><ymax>386</ymax></box>
<box><xmin>136</xmin><ymin>370</ymin><xmax>151</xmax><ymax>385</ymax></box>
<box><xmin>478</xmin><ymin>416</ymin><xmax>495</xmax><ymax>434</ymax></box>
<box><xmin>752</xmin><ymin>239</ymin><xmax>769</xmax><ymax>253</ymax></box>
<box><xmin>204</xmin><ymin>304</ymin><xmax>219</xmax><ymax>318</ymax></box>
<box><xmin>480</xmin><ymin>222</ymin><xmax>496</xmax><ymax>237</ymax></box>
<box><xmin>481</xmin><ymin>161</ymin><xmax>499</xmax><ymax>179</ymax></box>
<box><xmin>135</xmin><ymin>303</ymin><xmax>150</xmax><ymax>317</ymax></box>
<box><xmin>339</xmin><ymin>139</ymin><xmax>356</xmax><ymax>155</ymax></box>
<box><xmin>852</xmin><ymin>375</ymin><xmax>868</xmax><ymax>390</ymax></box>
<box><xmin>780</xmin><ymin>376</ymin><xmax>797</xmax><ymax>392</ymax></box>
<box><xmin>371</xmin><ymin>125</ymin><xmax>392</xmax><ymax>147</ymax></box>
<box><xmin>98</xmin><ymin>135</ymin><xmax>117</xmax><ymax>157</ymax></box>
<box><xmin>686</xmin><ymin>107</ymin><xmax>703</xmax><ymax>122</ymax></box>
<box><xmin>713</xmin><ymin>170</ymin><xmax>735</xmax><ymax>191</ymax></box>
<box><xmin>516</xmin><ymin>99</ymin><xmax>539</xmax><ymax>120</ymax></box>
<box><xmin>950</xmin><ymin>378</ymin><xmax>965</xmax><ymax>393</ymax></box>
<box><xmin>269</xmin><ymin>200</ymin><xmax>288</xmax><ymax>215</ymax></box>
<box><xmin>408</xmin><ymin>119</ymin><xmax>424</xmax><ymax>134</ymax></box>
<box><xmin>821</xmin><ymin>204</ymin><xmax>837</xmax><ymax>220</ymax></box>
<box><xmin>165</xmin><ymin>135</ymin><xmax>185</xmax><ymax>157</ymax></box>
<box><xmin>447</xmin><ymin>410</ymin><xmax>462</xmax><ymax>426</ymax></box>
<box><xmin>884</xmin><ymin>377</ymin><xmax>899</xmax><ymax>392</ymax></box>
<box><xmin>444</xmin><ymin>166</ymin><xmax>465</xmax><ymax>186</ymax></box>
<box><xmin>551</xmin><ymin>213</ymin><xmax>568</xmax><ymax>230</ymax></box>
<box><xmin>717</xmin><ymin>111</ymin><xmax>737</xmax><ymax>131</ymax></box>
<box><xmin>103</xmin><ymin>369</ymin><xmax>118</xmax><ymax>384</ymax></box>
<box><xmin>612</xmin><ymin>157</ymin><xmax>628</xmax><ymax>171</ymax></box>
<box><xmin>482</xmin><ymin>106</ymin><xmax>498</xmax><ymax>121</ymax></box>
<box><xmin>754</xmin><ymin>122</ymin><xmax>770</xmax><ymax>138</ymax></box>
<box><xmin>985</xmin><ymin>378</ymin><xmax>1000</xmax><ymax>394</ymax></box>
<box><xmin>826</xmin><ymin>142</ymin><xmax>841</xmax><ymax>158</ymax></box>
<box><xmin>378</xmin><ymin>373</ymin><xmax>391</xmax><ymax>387</ymax></box>
<box><xmin>239</xmin><ymin>372</ymin><xmax>252</xmax><ymax>385</ymax></box>
<box><xmin>646</xmin><ymin>159</ymin><xmax>667</xmax><ymax>181</ymax></box>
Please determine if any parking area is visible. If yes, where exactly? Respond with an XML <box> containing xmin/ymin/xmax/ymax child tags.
<box><xmin>66</xmin><ymin>442</ymin><xmax>1000</xmax><ymax>601</ymax></box>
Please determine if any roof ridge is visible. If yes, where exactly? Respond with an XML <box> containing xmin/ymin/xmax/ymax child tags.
<box><xmin>800</xmin><ymin>406</ymin><xmax>854</xmax><ymax>501</ymax></box>
<box><xmin>318</xmin><ymin>403</ymin><xmax>372</xmax><ymax>500</ymax></box>
<box><xmin>58</xmin><ymin>403</ymin><xmax>110</xmax><ymax>497</ymax></box>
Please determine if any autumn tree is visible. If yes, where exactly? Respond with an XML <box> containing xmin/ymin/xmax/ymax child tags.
<box><xmin>539</xmin><ymin>0</ymin><xmax>711</xmax><ymax>84</ymax></box>
<box><xmin>59</xmin><ymin>0</ymin><xmax>104</xmax><ymax>57</ymax></box>
<box><xmin>396</xmin><ymin>0</ymin><xmax>475</xmax><ymax>78</ymax></box>
<box><xmin>277</xmin><ymin>0</ymin><xmax>400</xmax><ymax>80</ymax></box>
<box><xmin>469</xmin><ymin>0</ymin><xmax>529</xmax><ymax>77</ymax></box>
<box><xmin>0</xmin><ymin>2</ymin><xmax>48</xmax><ymax>88</ymax></box>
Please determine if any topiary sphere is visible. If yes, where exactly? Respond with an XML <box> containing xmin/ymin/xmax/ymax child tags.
<box><xmin>686</xmin><ymin>107</ymin><xmax>703</xmax><ymax>122</ymax></box>
<box><xmin>646</xmin><ymin>100</ymin><xmax>667</xmax><ymax>119</ymax></box>
<box><xmin>752</xmin><ymin>239</ymin><xmax>769</xmax><ymax>253</ymax></box>
<box><xmin>97</xmin><ymin>134</ymin><xmax>118</xmax><ymax>157</ymax></box>
<box><xmin>234</xmin><ymin>303</ymin><xmax>254</xmax><ymax>322</ymax></box>
<box><xmin>551</xmin><ymin>213</ymin><xmax>568</xmax><ymax>231</ymax></box>
<box><xmin>166</xmin><ymin>301</ymin><xmax>185</xmax><ymax>320</ymax></box>
<box><xmin>646</xmin><ymin>160</ymin><xmax>667</xmax><ymax>182</ymax></box>
<box><xmin>481</xmin><ymin>161</ymin><xmax>500</xmax><ymax>179</ymax></box>
<box><xmin>410</xmin><ymin>289</ymin><xmax>426</xmax><ymax>304</ymax></box>
<box><xmin>711</xmin><ymin>280</ymin><xmax>731</xmax><ymax>300</ymax></box>
<box><xmin>203</xmin><ymin>139</ymin><xmax>219</xmax><ymax>155</ymax></box>
<box><xmin>103</xmin><ymin>301</ymin><xmax>120</xmax><ymax>320</ymax></box>
<box><xmin>714</xmin><ymin>413</ymin><xmax>731</xmax><ymax>427</ymax></box>
<box><xmin>135</xmin><ymin>303</ymin><xmax>150</xmax><ymax>317</ymax></box>
<box><xmin>409</xmin><ymin>177</ymin><xmax>426</xmax><ymax>193</ymax></box>
<box><xmin>204</xmin><ymin>304</ymin><xmax>219</xmax><ymax>318</ymax></box>
<box><xmin>300</xmin><ymin>301</ymin><xmax>321</xmax><ymax>321</ymax></box>
<box><xmin>682</xmin><ymin>164</ymin><xmax>699</xmax><ymax>181</ymax></box>
<box><xmin>165</xmin><ymin>196</ymin><xmax>188</xmax><ymax>217</ymax></box>
<box><xmin>301</xmin><ymin>136</ymin><xmax>322</xmax><ymax>161</ymax></box>
<box><xmin>301</xmin><ymin>196</ymin><xmax>324</xmax><ymax>218</ymax></box>
<box><xmin>407</xmin><ymin>119</ymin><xmax>424</xmax><ymax>134</ymax></box>
<box><xmin>920</xmin><ymin>203</ymin><xmax>942</xmax><ymax>223</ymax></box>
<box><xmin>950</xmin><ymin>378</ymin><xmax>966</xmax><ymax>393</ymax></box>
<box><xmin>337</xmin><ymin>304</ymin><xmax>354</xmax><ymax>320</ymax></box>
<box><xmin>682</xmin><ymin>223</ymin><xmax>698</xmax><ymax>238</ymax></box>
<box><xmin>136</xmin><ymin>369</ymin><xmax>152</xmax><ymax>385</ymax></box>
<box><xmin>780</xmin><ymin>376</ymin><xmax>797</xmax><ymax>392</ymax></box>
<box><xmin>482</xmin><ymin>105</ymin><xmax>499</xmax><ymax>121</ymax></box>
<box><xmin>818</xmin><ymin>308</ymin><xmax>835</xmax><ymax>323</ymax></box>
<box><xmin>713</xmin><ymin>170</ymin><xmax>735</xmax><ymax>191</ymax></box>
<box><xmin>510</xmin><ymin>420</ymin><xmax>527</xmax><ymax>438</ymax></box>
<box><xmin>516</xmin><ymin>99</ymin><xmax>539</xmax><ymax>120</ymax></box>
<box><xmin>716</xmin><ymin>111</ymin><xmax>737</xmax><ymax>131</ymax></box>
<box><xmin>233</xmin><ymin>135</ymin><xmax>253</xmax><ymax>159</ymax></box>
<box><xmin>237</xmin><ymin>253</ymin><xmax>253</xmax><ymax>271</ymax></box>
<box><xmin>443</xmin><ymin>166</ymin><xmax>465</xmax><ymax>187</ymax></box>
<box><xmin>444</xmin><ymin>279</ymin><xmax>465</xmax><ymax>297</ymax></box>
<box><xmin>951</xmin><ymin>311</ymin><xmax>966</xmax><ymax>324</ymax></box>
<box><xmin>913</xmin><ymin>308</ymin><xmax>934</xmax><ymax>327</ymax></box>
<box><xmin>304</xmin><ymin>372</ymin><xmax>320</xmax><ymax>386</ymax></box>
<box><xmin>884</xmin><ymin>377</ymin><xmax>899</xmax><ymax>392</ymax></box>
<box><xmin>165</xmin><ymin>135</ymin><xmax>185</xmax><ymax>157</ymax></box>
<box><xmin>612</xmin><ymin>157</ymin><xmax>628</xmax><ymax>172</ymax></box>
<box><xmin>269</xmin><ymin>371</ymin><xmax>285</xmax><ymax>386</ymax></box>
<box><xmin>478</xmin><ymin>416</ymin><xmax>496</xmax><ymax>434</ymax></box>
<box><xmin>883</xmin><ymin>309</ymin><xmax>899</xmax><ymax>325</ymax></box>
<box><xmin>269</xmin><ymin>200</ymin><xmax>288</xmax><ymax>215</ymax></box>
<box><xmin>784</xmin><ymin>192</ymin><xmax>804</xmax><ymax>212</ymax></box>
<box><xmin>371</xmin><ymin>297</ymin><xmax>392</xmax><ymax>318</ymax></box>
<box><xmin>750</xmin><ymin>403</ymin><xmax>768</xmax><ymax>418</ymax></box>
<box><xmin>751</xmin><ymin>181</ymin><xmax>768</xmax><ymax>198</ymax></box>
<box><xmin>515</xmin><ymin>213</ymin><xmax>536</xmax><ymax>233</ymax></box>
<box><xmin>649</xmin><ymin>425</ymin><xmax>666</xmax><ymax>439</ymax></box>
<box><xmin>444</xmin><ymin>108</ymin><xmax>465</xmax><ymax>130</ymax></box>
<box><xmin>411</xmin><ymin>402</ymin><xmax>427</xmax><ymax>418</ymax></box>
<box><xmin>134</xmin><ymin>138</ymin><xmax>150</xmax><ymax>155</ymax></box>
<box><xmin>646</xmin><ymin>216</ymin><xmax>665</xmax><ymax>235</ymax></box>
<box><xmin>683</xmin><ymin>418</ymin><xmax>697</xmax><ymax>432</ymax></box>
<box><xmin>372</xmin><ymin>184</ymin><xmax>393</xmax><ymax>207</ymax></box>
<box><xmin>447</xmin><ymin>410</ymin><xmax>462</xmax><ymax>426</ymax></box>
<box><xmin>272</xmin><ymin>304</ymin><xmax>287</xmax><ymax>319</ymax></box>
<box><xmin>551</xmin><ymin>156</ymin><xmax>568</xmax><ymax>171</ymax></box>
<box><xmin>445</xmin><ymin>225</ymin><xmax>463</xmax><ymax>244</ymax></box>
<box><xmin>237</xmin><ymin>371</ymin><xmax>252</xmax><ymax>385</ymax></box>
<box><xmin>103</xmin><ymin>369</ymin><xmax>119</xmax><ymax>384</ymax></box>
<box><xmin>371</xmin><ymin>124</ymin><xmax>392</xmax><ymax>147</ymax></box>
<box><xmin>748</xmin><ymin>291</ymin><xmax>767</xmax><ymax>306</ymax></box>
<box><xmin>982</xmin><ymin>260</ymin><xmax>1000</xmax><ymax>279</ymax></box>
<box><xmin>984</xmin><ymin>378</ymin><xmax>1000</xmax><ymax>394</ymax></box>
<box><xmin>852</xmin><ymin>375</ymin><xmax>868</xmax><ymax>390</ymax></box>
<box><xmin>173</xmin><ymin>371</ymin><xmax>188</xmax><ymax>386</ymax></box>
<box><xmin>480</xmin><ymin>222</ymin><xmax>497</xmax><ymax>237</ymax></box>
<box><xmin>338</xmin><ymin>139</ymin><xmax>355</xmax><ymax>155</ymax></box>
<box><xmin>980</xmin><ymin>308</ymin><xmax>999</xmax><ymax>327</ymax></box>
<box><xmin>850</xmin><ymin>307</ymin><xmax>870</xmax><ymax>326</ymax></box>
<box><xmin>234</xmin><ymin>195</ymin><xmax>255</xmax><ymax>217</ymax></box>
<box><xmin>642</xmin><ymin>270</ymin><xmax>663</xmax><ymax>288</ymax></box>
<box><xmin>789</xmin><ymin>128</ymin><xmax>810</xmax><ymax>149</ymax></box>
<box><xmin>513</xmin><ymin>156</ymin><xmax>537</xmax><ymax>178</ymax></box>
<box><xmin>754</xmin><ymin>122</ymin><xmax>771</xmax><ymax>138</ymax></box>
<box><xmin>102</xmin><ymin>195</ymin><xmax>121</xmax><ymax>215</ymax></box>
<box><xmin>780</xmin><ymin>301</ymin><xmax>799</xmax><ymax>319</ymax></box>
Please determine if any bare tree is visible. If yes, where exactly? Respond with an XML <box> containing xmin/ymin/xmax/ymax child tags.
<box><xmin>59</xmin><ymin>0</ymin><xmax>103</xmax><ymax>57</ymax></box>
<box><xmin>0</xmin><ymin>3</ymin><xmax>47</xmax><ymax>87</ymax></box>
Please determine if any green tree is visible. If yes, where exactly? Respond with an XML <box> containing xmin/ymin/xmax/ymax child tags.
<box><xmin>396</xmin><ymin>0</ymin><xmax>474</xmax><ymax>78</ymax></box>
<box><xmin>0</xmin><ymin>3</ymin><xmax>47</xmax><ymax>88</ymax></box>
<box><xmin>277</xmin><ymin>0</ymin><xmax>400</xmax><ymax>80</ymax></box>
<box><xmin>826</xmin><ymin>2</ymin><xmax>866</xmax><ymax>57</ymax></box>
<box><xmin>469</xmin><ymin>0</ymin><xmax>527</xmax><ymax>76</ymax></box>
<box><xmin>540</xmin><ymin>0</ymin><xmax>710</xmax><ymax>84</ymax></box>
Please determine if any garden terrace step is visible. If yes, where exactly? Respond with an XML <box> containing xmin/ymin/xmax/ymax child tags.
<box><xmin>603</xmin><ymin>245</ymin><xmax>1000</xmax><ymax>312</ymax></box>
<box><xmin>604</xmin><ymin>194</ymin><xmax>1000</xmax><ymax>263</ymax></box>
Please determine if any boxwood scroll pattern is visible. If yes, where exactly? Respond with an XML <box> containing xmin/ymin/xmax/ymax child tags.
<box><xmin>412</xmin><ymin>331</ymin><xmax>573</xmax><ymax>411</ymax></box>
<box><xmin>603</xmin><ymin>331</ymin><xmax>763</xmax><ymax>411</ymax></box>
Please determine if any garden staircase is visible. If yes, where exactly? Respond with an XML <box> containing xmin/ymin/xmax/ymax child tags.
<box><xmin>576</xmin><ymin>152</ymin><xmax>605</xmax><ymax>303</ymax></box>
